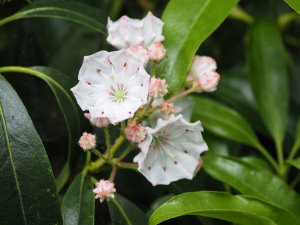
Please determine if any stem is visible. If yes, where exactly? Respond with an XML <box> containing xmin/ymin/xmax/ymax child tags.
<box><xmin>88</xmin><ymin>135</ymin><xmax>126</xmax><ymax>172</ymax></box>
<box><xmin>166</xmin><ymin>86</ymin><xmax>198</xmax><ymax>103</ymax></box>
<box><xmin>104</xmin><ymin>127</ymin><xmax>111</xmax><ymax>154</ymax></box>
<box><xmin>118</xmin><ymin>144</ymin><xmax>135</xmax><ymax>161</ymax></box>
<box><xmin>275</xmin><ymin>139</ymin><xmax>285</xmax><ymax>177</ymax></box>
<box><xmin>291</xmin><ymin>173</ymin><xmax>300</xmax><ymax>188</ymax></box>
<box><xmin>109</xmin><ymin>166</ymin><xmax>117</xmax><ymax>182</ymax></box>
<box><xmin>229</xmin><ymin>6</ymin><xmax>254</xmax><ymax>24</ymax></box>
<box><xmin>151</xmin><ymin>63</ymin><xmax>156</xmax><ymax>76</ymax></box>
<box><xmin>256</xmin><ymin>144</ymin><xmax>279</xmax><ymax>173</ymax></box>
<box><xmin>121</xmin><ymin>121</ymin><xmax>126</xmax><ymax>133</ymax></box>
<box><xmin>117</xmin><ymin>162</ymin><xmax>138</xmax><ymax>170</ymax></box>
<box><xmin>91</xmin><ymin>149</ymin><xmax>107</xmax><ymax>160</ymax></box>
<box><xmin>85</xmin><ymin>151</ymin><xmax>91</xmax><ymax>166</ymax></box>
<box><xmin>90</xmin><ymin>176</ymin><xmax>98</xmax><ymax>185</ymax></box>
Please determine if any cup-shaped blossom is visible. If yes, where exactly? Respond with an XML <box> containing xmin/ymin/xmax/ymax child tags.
<box><xmin>125</xmin><ymin>124</ymin><xmax>147</xmax><ymax>143</ymax></box>
<box><xmin>93</xmin><ymin>179</ymin><xmax>116</xmax><ymax>202</ymax></box>
<box><xmin>71</xmin><ymin>50</ymin><xmax>150</xmax><ymax>124</ymax></box>
<box><xmin>187</xmin><ymin>55</ymin><xmax>220</xmax><ymax>92</ymax></box>
<box><xmin>149</xmin><ymin>77</ymin><xmax>168</xmax><ymax>99</ymax></box>
<box><xmin>79</xmin><ymin>132</ymin><xmax>96</xmax><ymax>151</ymax></box>
<box><xmin>84</xmin><ymin>113</ymin><xmax>110</xmax><ymax>128</ymax></box>
<box><xmin>148</xmin><ymin>42</ymin><xmax>166</xmax><ymax>62</ymax></box>
<box><xmin>134</xmin><ymin>114</ymin><xmax>208</xmax><ymax>185</ymax></box>
<box><xmin>107</xmin><ymin>12</ymin><xmax>164</xmax><ymax>49</ymax></box>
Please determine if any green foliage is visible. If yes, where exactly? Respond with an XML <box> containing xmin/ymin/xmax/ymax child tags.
<box><xmin>108</xmin><ymin>194</ymin><xmax>148</xmax><ymax>225</ymax></box>
<box><xmin>0</xmin><ymin>0</ymin><xmax>106</xmax><ymax>34</ymax></box>
<box><xmin>149</xmin><ymin>191</ymin><xmax>300</xmax><ymax>225</ymax></box>
<box><xmin>62</xmin><ymin>173</ymin><xmax>95</xmax><ymax>225</ymax></box>
<box><xmin>203</xmin><ymin>153</ymin><xmax>300</xmax><ymax>219</ymax></box>
<box><xmin>283</xmin><ymin>0</ymin><xmax>300</xmax><ymax>13</ymax></box>
<box><xmin>0</xmin><ymin>75</ymin><xmax>62</xmax><ymax>225</ymax></box>
<box><xmin>247</xmin><ymin>19</ymin><xmax>289</xmax><ymax>148</ymax></box>
<box><xmin>157</xmin><ymin>0</ymin><xmax>239</xmax><ymax>94</ymax></box>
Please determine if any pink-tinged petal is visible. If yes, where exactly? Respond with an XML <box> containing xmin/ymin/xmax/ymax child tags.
<box><xmin>107</xmin><ymin>12</ymin><xmax>164</xmax><ymax>49</ymax></box>
<box><xmin>78</xmin><ymin>132</ymin><xmax>96</xmax><ymax>151</ymax></box>
<box><xmin>71</xmin><ymin>49</ymin><xmax>150</xmax><ymax>124</ymax></box>
<box><xmin>134</xmin><ymin>114</ymin><xmax>208</xmax><ymax>185</ymax></box>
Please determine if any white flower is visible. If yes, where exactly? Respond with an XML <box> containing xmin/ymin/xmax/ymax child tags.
<box><xmin>107</xmin><ymin>12</ymin><xmax>164</xmax><ymax>49</ymax></box>
<box><xmin>93</xmin><ymin>179</ymin><xmax>116</xmax><ymax>203</ymax></box>
<box><xmin>134</xmin><ymin>114</ymin><xmax>208</xmax><ymax>185</ymax></box>
<box><xmin>78</xmin><ymin>132</ymin><xmax>96</xmax><ymax>151</ymax></box>
<box><xmin>71</xmin><ymin>50</ymin><xmax>150</xmax><ymax>124</ymax></box>
<box><xmin>125</xmin><ymin>124</ymin><xmax>147</xmax><ymax>143</ymax></box>
<box><xmin>187</xmin><ymin>55</ymin><xmax>220</xmax><ymax>92</ymax></box>
<box><xmin>84</xmin><ymin>113</ymin><xmax>110</xmax><ymax>128</ymax></box>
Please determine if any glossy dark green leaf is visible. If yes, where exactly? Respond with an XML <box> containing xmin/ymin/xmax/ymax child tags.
<box><xmin>283</xmin><ymin>0</ymin><xmax>300</xmax><ymax>13</ymax></box>
<box><xmin>157</xmin><ymin>0</ymin><xmax>238</xmax><ymax>94</ymax></box>
<box><xmin>0</xmin><ymin>75</ymin><xmax>62</xmax><ymax>225</ymax></box>
<box><xmin>0</xmin><ymin>0</ymin><xmax>106</xmax><ymax>34</ymax></box>
<box><xmin>61</xmin><ymin>173</ymin><xmax>95</xmax><ymax>225</ymax></box>
<box><xmin>0</xmin><ymin>66</ymin><xmax>81</xmax><ymax>191</ymax></box>
<box><xmin>149</xmin><ymin>191</ymin><xmax>300</xmax><ymax>225</ymax></box>
<box><xmin>192</xmin><ymin>97</ymin><xmax>261</xmax><ymax>149</ymax></box>
<box><xmin>203</xmin><ymin>153</ymin><xmax>300</xmax><ymax>219</ymax></box>
<box><xmin>108</xmin><ymin>194</ymin><xmax>148</xmax><ymax>225</ymax></box>
<box><xmin>289</xmin><ymin>117</ymin><xmax>300</xmax><ymax>160</ymax></box>
<box><xmin>247</xmin><ymin>19</ymin><xmax>289</xmax><ymax>146</ymax></box>
<box><xmin>287</xmin><ymin>158</ymin><xmax>300</xmax><ymax>170</ymax></box>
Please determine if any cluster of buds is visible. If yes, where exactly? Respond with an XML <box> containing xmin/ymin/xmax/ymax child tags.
<box><xmin>73</xmin><ymin>12</ymin><xmax>220</xmax><ymax>202</ymax></box>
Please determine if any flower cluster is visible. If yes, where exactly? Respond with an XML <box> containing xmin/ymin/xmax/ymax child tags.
<box><xmin>72</xmin><ymin>12</ymin><xmax>220</xmax><ymax>202</ymax></box>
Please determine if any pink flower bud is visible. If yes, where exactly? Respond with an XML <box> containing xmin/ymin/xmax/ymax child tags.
<box><xmin>160</xmin><ymin>102</ymin><xmax>174</xmax><ymax>115</ymax></box>
<box><xmin>78</xmin><ymin>132</ymin><xmax>96</xmax><ymax>151</ymax></box>
<box><xmin>187</xmin><ymin>55</ymin><xmax>220</xmax><ymax>92</ymax></box>
<box><xmin>93</xmin><ymin>179</ymin><xmax>116</xmax><ymax>203</ymax></box>
<box><xmin>84</xmin><ymin>113</ymin><xmax>110</xmax><ymax>128</ymax></box>
<box><xmin>127</xmin><ymin>45</ymin><xmax>149</xmax><ymax>65</ymax></box>
<box><xmin>147</xmin><ymin>42</ymin><xmax>166</xmax><ymax>62</ymax></box>
<box><xmin>125</xmin><ymin>124</ymin><xmax>147</xmax><ymax>143</ymax></box>
<box><xmin>198</xmin><ymin>71</ymin><xmax>220</xmax><ymax>92</ymax></box>
<box><xmin>149</xmin><ymin>77</ymin><xmax>168</xmax><ymax>99</ymax></box>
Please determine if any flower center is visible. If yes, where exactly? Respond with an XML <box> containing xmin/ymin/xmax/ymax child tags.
<box><xmin>114</xmin><ymin>90</ymin><xmax>125</xmax><ymax>100</ymax></box>
<box><xmin>109</xmin><ymin>83</ymin><xmax>128</xmax><ymax>102</ymax></box>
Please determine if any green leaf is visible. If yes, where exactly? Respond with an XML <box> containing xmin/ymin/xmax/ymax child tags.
<box><xmin>192</xmin><ymin>97</ymin><xmax>261</xmax><ymax>149</ymax></box>
<box><xmin>283</xmin><ymin>0</ymin><xmax>300</xmax><ymax>13</ymax></box>
<box><xmin>289</xmin><ymin>117</ymin><xmax>300</xmax><ymax>160</ymax></box>
<box><xmin>247</xmin><ymin>19</ymin><xmax>289</xmax><ymax>146</ymax></box>
<box><xmin>0</xmin><ymin>66</ymin><xmax>81</xmax><ymax>191</ymax></box>
<box><xmin>157</xmin><ymin>0</ymin><xmax>238</xmax><ymax>94</ymax></box>
<box><xmin>0</xmin><ymin>0</ymin><xmax>106</xmax><ymax>34</ymax></box>
<box><xmin>61</xmin><ymin>173</ymin><xmax>95</xmax><ymax>225</ymax></box>
<box><xmin>149</xmin><ymin>191</ymin><xmax>300</xmax><ymax>225</ymax></box>
<box><xmin>0</xmin><ymin>75</ymin><xmax>62</xmax><ymax>225</ymax></box>
<box><xmin>203</xmin><ymin>153</ymin><xmax>300</xmax><ymax>219</ymax></box>
<box><xmin>108</xmin><ymin>194</ymin><xmax>148</xmax><ymax>225</ymax></box>
<box><xmin>287</xmin><ymin>158</ymin><xmax>300</xmax><ymax>170</ymax></box>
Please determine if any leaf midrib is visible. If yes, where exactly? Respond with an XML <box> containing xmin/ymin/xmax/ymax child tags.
<box><xmin>112</xmin><ymin>198</ymin><xmax>133</xmax><ymax>225</ymax></box>
<box><xmin>0</xmin><ymin>7</ymin><xmax>105</xmax><ymax>34</ymax></box>
<box><xmin>0</xmin><ymin>104</ymin><xmax>27</xmax><ymax>225</ymax></box>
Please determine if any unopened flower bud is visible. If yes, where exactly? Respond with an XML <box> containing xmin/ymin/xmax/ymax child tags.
<box><xmin>127</xmin><ymin>45</ymin><xmax>149</xmax><ymax>65</ymax></box>
<box><xmin>148</xmin><ymin>42</ymin><xmax>166</xmax><ymax>62</ymax></box>
<box><xmin>160</xmin><ymin>102</ymin><xmax>174</xmax><ymax>115</ymax></box>
<box><xmin>187</xmin><ymin>55</ymin><xmax>220</xmax><ymax>92</ymax></box>
<box><xmin>84</xmin><ymin>113</ymin><xmax>110</xmax><ymax>128</ymax></box>
<box><xmin>78</xmin><ymin>132</ymin><xmax>96</xmax><ymax>151</ymax></box>
<box><xmin>149</xmin><ymin>77</ymin><xmax>168</xmax><ymax>98</ymax></box>
<box><xmin>93</xmin><ymin>179</ymin><xmax>116</xmax><ymax>203</ymax></box>
<box><xmin>125</xmin><ymin>124</ymin><xmax>147</xmax><ymax>143</ymax></box>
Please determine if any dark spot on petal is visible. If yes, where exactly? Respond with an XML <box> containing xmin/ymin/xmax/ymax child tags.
<box><xmin>174</xmin><ymin>161</ymin><xmax>178</xmax><ymax>164</ymax></box>
<box><xmin>101</xmin><ymin>111</ymin><xmax>105</xmax><ymax>114</ymax></box>
<box><xmin>185</xmin><ymin>129</ymin><xmax>190</xmax><ymax>132</ymax></box>
<box><xmin>124</xmin><ymin>62</ymin><xmax>127</xmax><ymax>67</ymax></box>
<box><xmin>184</xmin><ymin>150</ymin><xmax>188</xmax><ymax>154</ymax></box>
<box><xmin>148</xmin><ymin>166</ymin><xmax>151</xmax><ymax>170</ymax></box>
<box><xmin>129</xmin><ymin>111</ymin><xmax>132</xmax><ymax>114</ymax></box>
<box><xmin>163</xmin><ymin>166</ymin><xmax>166</xmax><ymax>172</ymax></box>
<box><xmin>96</xmin><ymin>68</ymin><xmax>101</xmax><ymax>73</ymax></box>
<box><xmin>141</xmin><ymin>84</ymin><xmax>144</xmax><ymax>87</ymax></box>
